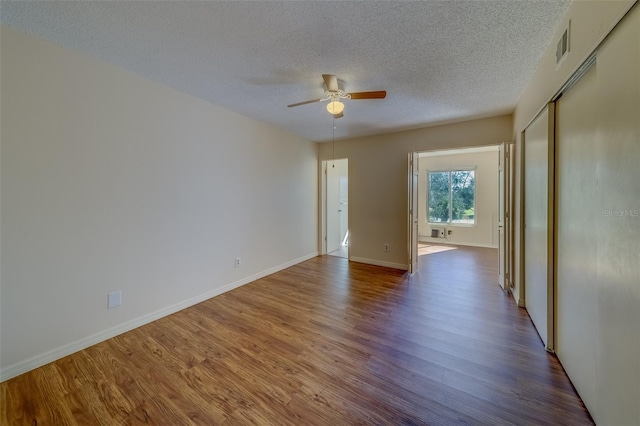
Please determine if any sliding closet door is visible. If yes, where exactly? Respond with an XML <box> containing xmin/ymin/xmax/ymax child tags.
<box><xmin>555</xmin><ymin>63</ymin><xmax>598</xmax><ymax>415</ymax></box>
<box><xmin>523</xmin><ymin>106</ymin><xmax>554</xmax><ymax>349</ymax></box>
<box><xmin>592</xmin><ymin>7</ymin><xmax>640</xmax><ymax>422</ymax></box>
<box><xmin>555</xmin><ymin>5</ymin><xmax>639</xmax><ymax>423</ymax></box>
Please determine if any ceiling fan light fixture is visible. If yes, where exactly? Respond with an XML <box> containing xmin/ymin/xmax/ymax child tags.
<box><xmin>326</xmin><ymin>101</ymin><xmax>344</xmax><ymax>115</ymax></box>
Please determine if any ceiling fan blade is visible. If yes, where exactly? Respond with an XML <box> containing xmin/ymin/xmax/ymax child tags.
<box><xmin>349</xmin><ymin>90</ymin><xmax>387</xmax><ymax>100</ymax></box>
<box><xmin>287</xmin><ymin>98</ymin><xmax>322</xmax><ymax>108</ymax></box>
<box><xmin>332</xmin><ymin>111</ymin><xmax>344</xmax><ymax>119</ymax></box>
<box><xmin>322</xmin><ymin>74</ymin><xmax>339</xmax><ymax>92</ymax></box>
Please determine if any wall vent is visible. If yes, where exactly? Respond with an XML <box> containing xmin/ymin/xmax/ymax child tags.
<box><xmin>556</xmin><ymin>21</ymin><xmax>570</xmax><ymax>66</ymax></box>
<box><xmin>430</xmin><ymin>227</ymin><xmax>444</xmax><ymax>238</ymax></box>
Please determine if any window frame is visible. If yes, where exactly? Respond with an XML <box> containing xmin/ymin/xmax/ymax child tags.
<box><xmin>426</xmin><ymin>168</ymin><xmax>477</xmax><ymax>226</ymax></box>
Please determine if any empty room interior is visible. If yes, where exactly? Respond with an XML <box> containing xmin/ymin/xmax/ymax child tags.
<box><xmin>1</xmin><ymin>1</ymin><xmax>638</xmax><ymax>425</ymax></box>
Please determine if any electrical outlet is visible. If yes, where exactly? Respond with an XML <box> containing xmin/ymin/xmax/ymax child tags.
<box><xmin>384</xmin><ymin>243</ymin><xmax>390</xmax><ymax>252</ymax></box>
<box><xmin>107</xmin><ymin>290</ymin><xmax>122</xmax><ymax>309</ymax></box>
<box><xmin>235</xmin><ymin>257</ymin><xmax>241</xmax><ymax>268</ymax></box>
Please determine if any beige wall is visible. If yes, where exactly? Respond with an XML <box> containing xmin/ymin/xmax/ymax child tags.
<box><xmin>514</xmin><ymin>0</ymin><xmax>635</xmax><ymax>132</ymax></box>
<box><xmin>512</xmin><ymin>0</ymin><xmax>635</xmax><ymax>305</ymax></box>
<box><xmin>0</xmin><ymin>27</ymin><xmax>318</xmax><ymax>380</ymax></box>
<box><xmin>418</xmin><ymin>149</ymin><xmax>499</xmax><ymax>248</ymax></box>
<box><xmin>318</xmin><ymin>115</ymin><xmax>512</xmax><ymax>269</ymax></box>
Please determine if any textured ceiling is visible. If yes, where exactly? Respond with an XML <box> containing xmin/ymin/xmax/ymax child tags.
<box><xmin>1</xmin><ymin>1</ymin><xmax>570</xmax><ymax>142</ymax></box>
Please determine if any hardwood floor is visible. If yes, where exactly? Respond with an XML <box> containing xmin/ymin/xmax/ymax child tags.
<box><xmin>1</xmin><ymin>245</ymin><xmax>593</xmax><ymax>425</ymax></box>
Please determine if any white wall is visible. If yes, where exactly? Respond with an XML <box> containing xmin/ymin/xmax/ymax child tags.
<box><xmin>0</xmin><ymin>26</ymin><xmax>318</xmax><ymax>380</ymax></box>
<box><xmin>418</xmin><ymin>149</ymin><xmax>498</xmax><ymax>248</ymax></box>
<box><xmin>317</xmin><ymin>115</ymin><xmax>512</xmax><ymax>269</ymax></box>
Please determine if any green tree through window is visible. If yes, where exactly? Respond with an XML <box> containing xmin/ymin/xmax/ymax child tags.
<box><xmin>428</xmin><ymin>170</ymin><xmax>475</xmax><ymax>224</ymax></box>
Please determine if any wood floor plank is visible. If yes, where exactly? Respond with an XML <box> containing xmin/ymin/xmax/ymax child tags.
<box><xmin>1</xmin><ymin>244</ymin><xmax>593</xmax><ymax>424</ymax></box>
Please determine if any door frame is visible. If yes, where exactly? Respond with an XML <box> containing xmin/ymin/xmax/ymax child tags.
<box><xmin>319</xmin><ymin>158</ymin><xmax>349</xmax><ymax>256</ymax></box>
<box><xmin>408</xmin><ymin>152</ymin><xmax>419</xmax><ymax>273</ymax></box>
<box><xmin>506</xmin><ymin>142</ymin><xmax>515</xmax><ymax>291</ymax></box>
<box><xmin>499</xmin><ymin>143</ymin><xmax>506</xmax><ymax>288</ymax></box>
<box><xmin>499</xmin><ymin>142</ymin><xmax>515</xmax><ymax>290</ymax></box>
<box><xmin>408</xmin><ymin>145</ymin><xmax>512</xmax><ymax>277</ymax></box>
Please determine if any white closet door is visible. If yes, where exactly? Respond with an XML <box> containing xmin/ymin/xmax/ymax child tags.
<box><xmin>555</xmin><ymin>5</ymin><xmax>640</xmax><ymax>423</ymax></box>
<box><xmin>592</xmin><ymin>8</ymin><xmax>639</xmax><ymax>422</ymax></box>
<box><xmin>523</xmin><ymin>105</ymin><xmax>554</xmax><ymax>349</ymax></box>
<box><xmin>555</xmin><ymin>63</ymin><xmax>598</xmax><ymax>416</ymax></box>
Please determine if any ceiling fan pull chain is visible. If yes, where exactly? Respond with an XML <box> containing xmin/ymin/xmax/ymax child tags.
<box><xmin>332</xmin><ymin>117</ymin><xmax>336</xmax><ymax>168</ymax></box>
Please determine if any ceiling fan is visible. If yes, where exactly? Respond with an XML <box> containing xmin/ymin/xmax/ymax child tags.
<box><xmin>287</xmin><ymin>74</ymin><xmax>386</xmax><ymax>118</ymax></box>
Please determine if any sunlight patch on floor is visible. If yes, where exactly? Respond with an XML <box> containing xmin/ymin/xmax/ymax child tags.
<box><xmin>418</xmin><ymin>244</ymin><xmax>458</xmax><ymax>256</ymax></box>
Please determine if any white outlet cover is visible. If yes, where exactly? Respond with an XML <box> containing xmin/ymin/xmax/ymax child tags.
<box><xmin>108</xmin><ymin>290</ymin><xmax>122</xmax><ymax>309</ymax></box>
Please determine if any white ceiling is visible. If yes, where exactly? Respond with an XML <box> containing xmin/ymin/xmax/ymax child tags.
<box><xmin>0</xmin><ymin>1</ymin><xmax>570</xmax><ymax>142</ymax></box>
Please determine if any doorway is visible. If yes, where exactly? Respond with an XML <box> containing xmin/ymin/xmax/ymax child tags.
<box><xmin>409</xmin><ymin>146</ymin><xmax>506</xmax><ymax>278</ymax></box>
<box><xmin>323</xmin><ymin>158</ymin><xmax>348</xmax><ymax>258</ymax></box>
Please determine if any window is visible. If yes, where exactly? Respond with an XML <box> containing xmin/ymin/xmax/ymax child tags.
<box><xmin>428</xmin><ymin>170</ymin><xmax>475</xmax><ymax>224</ymax></box>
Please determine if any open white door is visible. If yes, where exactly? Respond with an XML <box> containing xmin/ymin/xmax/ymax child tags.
<box><xmin>498</xmin><ymin>143</ymin><xmax>506</xmax><ymax>288</ymax></box>
<box><xmin>506</xmin><ymin>142</ymin><xmax>514</xmax><ymax>291</ymax></box>
<box><xmin>326</xmin><ymin>161</ymin><xmax>341</xmax><ymax>253</ymax></box>
<box><xmin>408</xmin><ymin>152</ymin><xmax>419</xmax><ymax>273</ymax></box>
<box><xmin>498</xmin><ymin>142</ymin><xmax>514</xmax><ymax>290</ymax></box>
<box><xmin>325</xmin><ymin>159</ymin><xmax>348</xmax><ymax>257</ymax></box>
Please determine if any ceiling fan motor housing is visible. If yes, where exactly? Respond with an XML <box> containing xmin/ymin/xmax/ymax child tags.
<box><xmin>286</xmin><ymin>74</ymin><xmax>386</xmax><ymax>117</ymax></box>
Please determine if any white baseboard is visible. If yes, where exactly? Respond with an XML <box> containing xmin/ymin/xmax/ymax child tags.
<box><xmin>0</xmin><ymin>251</ymin><xmax>318</xmax><ymax>383</ymax></box>
<box><xmin>350</xmin><ymin>256</ymin><xmax>408</xmax><ymax>271</ymax></box>
<box><xmin>254</xmin><ymin>252</ymin><xmax>318</xmax><ymax>280</ymax></box>
<box><xmin>511</xmin><ymin>287</ymin><xmax>526</xmax><ymax>307</ymax></box>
